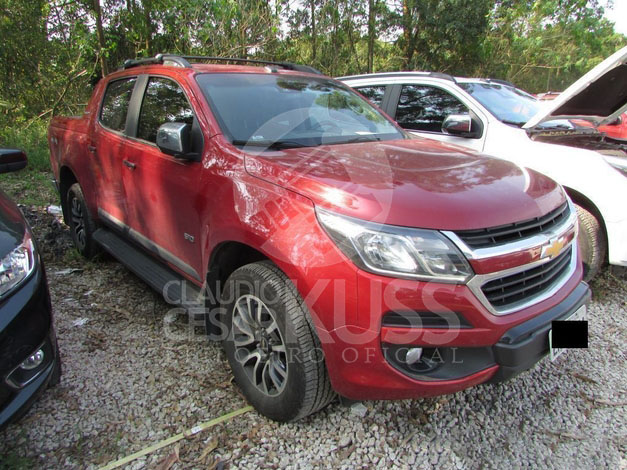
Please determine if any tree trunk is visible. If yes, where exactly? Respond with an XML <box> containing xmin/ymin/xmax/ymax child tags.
<box><xmin>310</xmin><ymin>0</ymin><xmax>316</xmax><ymax>62</ymax></box>
<box><xmin>367</xmin><ymin>0</ymin><xmax>375</xmax><ymax>73</ymax></box>
<box><xmin>402</xmin><ymin>0</ymin><xmax>414</xmax><ymax>68</ymax></box>
<box><xmin>143</xmin><ymin>0</ymin><xmax>153</xmax><ymax>55</ymax></box>
<box><xmin>346</xmin><ymin>9</ymin><xmax>362</xmax><ymax>72</ymax></box>
<box><xmin>93</xmin><ymin>0</ymin><xmax>108</xmax><ymax>76</ymax></box>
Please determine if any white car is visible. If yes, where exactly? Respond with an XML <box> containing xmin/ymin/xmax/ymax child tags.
<box><xmin>340</xmin><ymin>47</ymin><xmax>627</xmax><ymax>280</ymax></box>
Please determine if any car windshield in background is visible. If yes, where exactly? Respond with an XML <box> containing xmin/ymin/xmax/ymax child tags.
<box><xmin>459</xmin><ymin>82</ymin><xmax>543</xmax><ymax>126</ymax></box>
<box><xmin>196</xmin><ymin>73</ymin><xmax>403</xmax><ymax>148</ymax></box>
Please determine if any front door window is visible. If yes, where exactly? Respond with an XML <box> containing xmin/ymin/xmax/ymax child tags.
<box><xmin>395</xmin><ymin>85</ymin><xmax>469</xmax><ymax>133</ymax></box>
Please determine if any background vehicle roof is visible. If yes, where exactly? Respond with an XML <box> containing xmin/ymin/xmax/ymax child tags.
<box><xmin>339</xmin><ymin>73</ymin><xmax>518</xmax><ymax>89</ymax></box>
<box><xmin>339</xmin><ymin>71</ymin><xmax>456</xmax><ymax>82</ymax></box>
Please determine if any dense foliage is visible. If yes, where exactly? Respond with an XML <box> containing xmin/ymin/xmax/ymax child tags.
<box><xmin>0</xmin><ymin>0</ymin><xmax>625</xmax><ymax>130</ymax></box>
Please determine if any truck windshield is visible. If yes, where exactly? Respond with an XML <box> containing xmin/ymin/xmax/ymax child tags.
<box><xmin>459</xmin><ymin>82</ymin><xmax>543</xmax><ymax>127</ymax></box>
<box><xmin>196</xmin><ymin>73</ymin><xmax>403</xmax><ymax>148</ymax></box>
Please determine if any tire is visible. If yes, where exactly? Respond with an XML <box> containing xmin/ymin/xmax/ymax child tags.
<box><xmin>575</xmin><ymin>204</ymin><xmax>606</xmax><ymax>281</ymax></box>
<box><xmin>221</xmin><ymin>262</ymin><xmax>335</xmax><ymax>421</ymax></box>
<box><xmin>66</xmin><ymin>183</ymin><xmax>100</xmax><ymax>258</ymax></box>
<box><xmin>49</xmin><ymin>333</ymin><xmax>62</xmax><ymax>387</ymax></box>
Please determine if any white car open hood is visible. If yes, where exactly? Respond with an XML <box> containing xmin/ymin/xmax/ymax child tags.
<box><xmin>524</xmin><ymin>46</ymin><xmax>627</xmax><ymax>129</ymax></box>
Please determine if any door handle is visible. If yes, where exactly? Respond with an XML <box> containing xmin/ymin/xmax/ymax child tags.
<box><xmin>87</xmin><ymin>145</ymin><xmax>96</xmax><ymax>153</ymax></box>
<box><xmin>123</xmin><ymin>160</ymin><xmax>136</xmax><ymax>170</ymax></box>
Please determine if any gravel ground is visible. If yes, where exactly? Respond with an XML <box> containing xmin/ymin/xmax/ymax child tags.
<box><xmin>0</xmin><ymin>207</ymin><xmax>625</xmax><ymax>470</ymax></box>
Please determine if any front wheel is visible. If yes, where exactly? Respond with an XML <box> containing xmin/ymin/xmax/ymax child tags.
<box><xmin>221</xmin><ymin>262</ymin><xmax>335</xmax><ymax>421</ymax></box>
<box><xmin>575</xmin><ymin>204</ymin><xmax>606</xmax><ymax>281</ymax></box>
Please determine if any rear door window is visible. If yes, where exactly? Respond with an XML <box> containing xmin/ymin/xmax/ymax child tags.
<box><xmin>100</xmin><ymin>77</ymin><xmax>137</xmax><ymax>132</ymax></box>
<box><xmin>137</xmin><ymin>77</ymin><xmax>194</xmax><ymax>143</ymax></box>
<box><xmin>395</xmin><ymin>85</ymin><xmax>468</xmax><ymax>133</ymax></box>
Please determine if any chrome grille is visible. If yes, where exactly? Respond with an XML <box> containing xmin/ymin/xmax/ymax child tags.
<box><xmin>481</xmin><ymin>246</ymin><xmax>573</xmax><ymax>310</ymax></box>
<box><xmin>455</xmin><ymin>203</ymin><xmax>570</xmax><ymax>249</ymax></box>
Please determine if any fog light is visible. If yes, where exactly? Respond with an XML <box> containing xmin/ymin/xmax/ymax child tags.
<box><xmin>20</xmin><ymin>349</ymin><xmax>44</xmax><ymax>370</ymax></box>
<box><xmin>405</xmin><ymin>347</ymin><xmax>423</xmax><ymax>365</ymax></box>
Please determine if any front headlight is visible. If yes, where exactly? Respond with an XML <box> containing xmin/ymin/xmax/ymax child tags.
<box><xmin>0</xmin><ymin>231</ymin><xmax>36</xmax><ymax>297</ymax></box>
<box><xmin>316</xmin><ymin>208</ymin><xmax>473</xmax><ymax>283</ymax></box>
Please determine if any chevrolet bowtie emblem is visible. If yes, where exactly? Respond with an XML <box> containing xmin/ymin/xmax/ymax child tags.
<box><xmin>541</xmin><ymin>237</ymin><xmax>565</xmax><ymax>260</ymax></box>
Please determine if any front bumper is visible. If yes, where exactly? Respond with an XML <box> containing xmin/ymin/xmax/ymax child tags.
<box><xmin>0</xmin><ymin>264</ymin><xmax>59</xmax><ymax>430</ymax></box>
<box><xmin>320</xmin><ymin>259</ymin><xmax>588</xmax><ymax>400</ymax></box>
<box><xmin>490</xmin><ymin>281</ymin><xmax>589</xmax><ymax>382</ymax></box>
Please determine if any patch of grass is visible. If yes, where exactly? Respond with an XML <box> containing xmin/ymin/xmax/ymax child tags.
<box><xmin>0</xmin><ymin>168</ymin><xmax>58</xmax><ymax>207</ymax></box>
<box><xmin>0</xmin><ymin>452</ymin><xmax>36</xmax><ymax>470</ymax></box>
<box><xmin>62</xmin><ymin>246</ymin><xmax>112</xmax><ymax>270</ymax></box>
<box><xmin>62</xmin><ymin>248</ymin><xmax>84</xmax><ymax>265</ymax></box>
<box><xmin>0</xmin><ymin>121</ymin><xmax>50</xmax><ymax>171</ymax></box>
<box><xmin>0</xmin><ymin>121</ymin><xmax>57</xmax><ymax>207</ymax></box>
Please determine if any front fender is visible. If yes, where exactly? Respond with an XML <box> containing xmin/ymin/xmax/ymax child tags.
<box><xmin>205</xmin><ymin>170</ymin><xmax>359</xmax><ymax>339</ymax></box>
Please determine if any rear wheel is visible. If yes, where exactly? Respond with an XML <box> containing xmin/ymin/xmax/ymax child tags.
<box><xmin>575</xmin><ymin>204</ymin><xmax>606</xmax><ymax>281</ymax></box>
<box><xmin>221</xmin><ymin>262</ymin><xmax>335</xmax><ymax>421</ymax></box>
<box><xmin>66</xmin><ymin>183</ymin><xmax>100</xmax><ymax>258</ymax></box>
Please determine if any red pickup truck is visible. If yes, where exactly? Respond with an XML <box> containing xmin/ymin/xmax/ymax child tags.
<box><xmin>48</xmin><ymin>55</ymin><xmax>589</xmax><ymax>421</ymax></box>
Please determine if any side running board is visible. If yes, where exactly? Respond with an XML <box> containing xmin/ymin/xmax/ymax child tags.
<box><xmin>93</xmin><ymin>228</ymin><xmax>204</xmax><ymax>309</ymax></box>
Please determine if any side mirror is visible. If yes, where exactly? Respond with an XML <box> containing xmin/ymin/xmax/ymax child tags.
<box><xmin>156</xmin><ymin>122</ymin><xmax>192</xmax><ymax>158</ymax></box>
<box><xmin>607</xmin><ymin>116</ymin><xmax>622</xmax><ymax>126</ymax></box>
<box><xmin>0</xmin><ymin>149</ymin><xmax>27</xmax><ymax>174</ymax></box>
<box><xmin>442</xmin><ymin>114</ymin><xmax>472</xmax><ymax>136</ymax></box>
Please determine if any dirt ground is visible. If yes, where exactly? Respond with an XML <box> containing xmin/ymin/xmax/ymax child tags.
<box><xmin>0</xmin><ymin>206</ymin><xmax>625</xmax><ymax>470</ymax></box>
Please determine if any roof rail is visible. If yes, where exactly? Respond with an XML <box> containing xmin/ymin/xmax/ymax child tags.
<box><xmin>427</xmin><ymin>72</ymin><xmax>456</xmax><ymax>83</ymax></box>
<box><xmin>485</xmin><ymin>78</ymin><xmax>515</xmax><ymax>87</ymax></box>
<box><xmin>180</xmin><ymin>56</ymin><xmax>322</xmax><ymax>74</ymax></box>
<box><xmin>121</xmin><ymin>54</ymin><xmax>191</xmax><ymax>69</ymax></box>
<box><xmin>337</xmin><ymin>71</ymin><xmax>457</xmax><ymax>83</ymax></box>
<box><xmin>121</xmin><ymin>54</ymin><xmax>322</xmax><ymax>75</ymax></box>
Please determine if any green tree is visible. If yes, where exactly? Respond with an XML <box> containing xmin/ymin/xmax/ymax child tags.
<box><xmin>395</xmin><ymin>0</ymin><xmax>492</xmax><ymax>74</ymax></box>
<box><xmin>479</xmin><ymin>0</ymin><xmax>627</xmax><ymax>92</ymax></box>
<box><xmin>1</xmin><ymin>0</ymin><xmax>626</xmax><ymax>128</ymax></box>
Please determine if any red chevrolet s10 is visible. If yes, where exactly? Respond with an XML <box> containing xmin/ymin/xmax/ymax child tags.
<box><xmin>48</xmin><ymin>54</ymin><xmax>589</xmax><ymax>421</ymax></box>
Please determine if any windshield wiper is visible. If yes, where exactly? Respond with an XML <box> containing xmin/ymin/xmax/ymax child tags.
<box><xmin>231</xmin><ymin>139</ymin><xmax>311</xmax><ymax>149</ymax></box>
<box><xmin>501</xmin><ymin>120</ymin><xmax>526</xmax><ymax>128</ymax></box>
<box><xmin>539</xmin><ymin>123</ymin><xmax>572</xmax><ymax>130</ymax></box>
<box><xmin>335</xmin><ymin>135</ymin><xmax>382</xmax><ymax>144</ymax></box>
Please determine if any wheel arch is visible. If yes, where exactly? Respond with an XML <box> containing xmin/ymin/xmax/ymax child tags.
<box><xmin>207</xmin><ymin>241</ymin><xmax>270</xmax><ymax>290</ymax></box>
<box><xmin>59</xmin><ymin>165</ymin><xmax>78</xmax><ymax>224</ymax></box>
<box><xmin>203</xmin><ymin>240</ymin><xmax>273</xmax><ymax>337</ymax></box>
<box><xmin>563</xmin><ymin>186</ymin><xmax>608</xmax><ymax>261</ymax></box>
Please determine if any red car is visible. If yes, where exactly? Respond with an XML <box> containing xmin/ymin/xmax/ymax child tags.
<box><xmin>48</xmin><ymin>55</ymin><xmax>589</xmax><ymax>421</ymax></box>
<box><xmin>598</xmin><ymin>113</ymin><xmax>627</xmax><ymax>140</ymax></box>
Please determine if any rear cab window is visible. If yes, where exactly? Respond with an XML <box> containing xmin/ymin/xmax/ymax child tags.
<box><xmin>100</xmin><ymin>77</ymin><xmax>137</xmax><ymax>132</ymax></box>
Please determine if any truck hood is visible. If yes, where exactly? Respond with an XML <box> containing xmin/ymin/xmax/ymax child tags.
<box><xmin>244</xmin><ymin>138</ymin><xmax>565</xmax><ymax>231</ymax></box>
<box><xmin>524</xmin><ymin>46</ymin><xmax>627</xmax><ymax>129</ymax></box>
